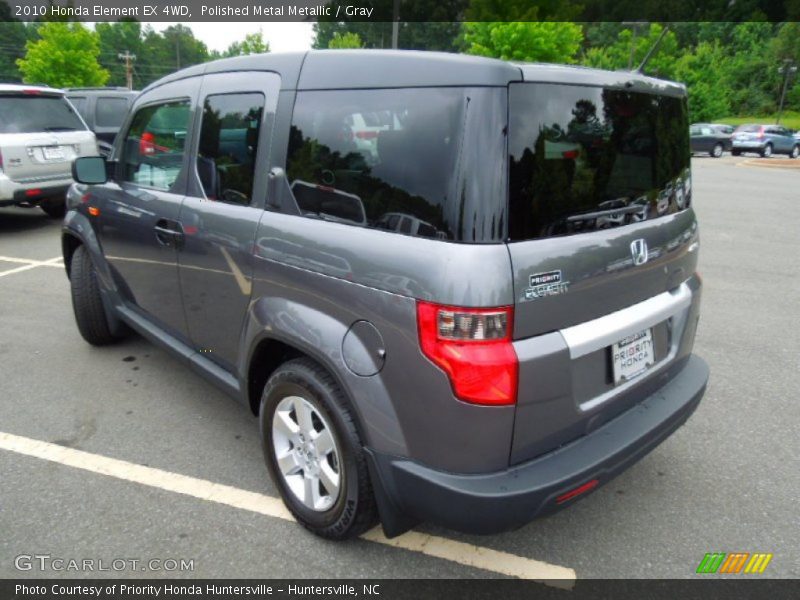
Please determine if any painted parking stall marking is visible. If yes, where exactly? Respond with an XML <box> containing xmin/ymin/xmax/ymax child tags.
<box><xmin>0</xmin><ymin>431</ymin><xmax>576</xmax><ymax>587</ymax></box>
<box><xmin>0</xmin><ymin>255</ymin><xmax>63</xmax><ymax>277</ymax></box>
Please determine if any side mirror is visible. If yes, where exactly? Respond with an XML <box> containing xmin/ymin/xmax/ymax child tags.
<box><xmin>72</xmin><ymin>156</ymin><xmax>109</xmax><ymax>185</ymax></box>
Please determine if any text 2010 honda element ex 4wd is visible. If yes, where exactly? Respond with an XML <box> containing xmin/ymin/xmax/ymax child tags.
<box><xmin>65</xmin><ymin>51</ymin><xmax>708</xmax><ymax>540</ymax></box>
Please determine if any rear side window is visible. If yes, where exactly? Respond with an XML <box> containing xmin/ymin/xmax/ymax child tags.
<box><xmin>508</xmin><ymin>83</ymin><xmax>691</xmax><ymax>241</ymax></box>
<box><xmin>0</xmin><ymin>94</ymin><xmax>86</xmax><ymax>134</ymax></box>
<box><xmin>285</xmin><ymin>87</ymin><xmax>507</xmax><ymax>242</ymax></box>
<box><xmin>67</xmin><ymin>96</ymin><xmax>88</xmax><ymax>119</ymax></box>
<box><xmin>96</xmin><ymin>97</ymin><xmax>130</xmax><ymax>128</ymax></box>
<box><xmin>197</xmin><ymin>93</ymin><xmax>264</xmax><ymax>205</ymax></box>
<box><xmin>121</xmin><ymin>100</ymin><xmax>190</xmax><ymax>191</ymax></box>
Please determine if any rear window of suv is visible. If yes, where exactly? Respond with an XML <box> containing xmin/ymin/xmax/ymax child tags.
<box><xmin>285</xmin><ymin>87</ymin><xmax>507</xmax><ymax>242</ymax></box>
<box><xmin>508</xmin><ymin>83</ymin><xmax>691</xmax><ymax>241</ymax></box>
<box><xmin>0</xmin><ymin>94</ymin><xmax>86</xmax><ymax>134</ymax></box>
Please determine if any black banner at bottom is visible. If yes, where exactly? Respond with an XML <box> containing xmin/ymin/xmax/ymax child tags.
<box><xmin>2</xmin><ymin>579</ymin><xmax>799</xmax><ymax>600</ymax></box>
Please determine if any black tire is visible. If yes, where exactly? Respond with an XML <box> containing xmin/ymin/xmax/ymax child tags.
<box><xmin>760</xmin><ymin>143</ymin><xmax>773</xmax><ymax>158</ymax></box>
<box><xmin>710</xmin><ymin>143</ymin><xmax>723</xmax><ymax>158</ymax></box>
<box><xmin>790</xmin><ymin>145</ymin><xmax>800</xmax><ymax>159</ymax></box>
<box><xmin>70</xmin><ymin>245</ymin><xmax>121</xmax><ymax>346</ymax></box>
<box><xmin>40</xmin><ymin>200</ymin><xmax>66</xmax><ymax>219</ymax></box>
<box><xmin>731</xmin><ymin>149</ymin><xmax>741</xmax><ymax>156</ymax></box>
<box><xmin>260</xmin><ymin>358</ymin><xmax>378</xmax><ymax>540</ymax></box>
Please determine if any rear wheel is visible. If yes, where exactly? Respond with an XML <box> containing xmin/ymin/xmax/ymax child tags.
<box><xmin>790</xmin><ymin>145</ymin><xmax>800</xmax><ymax>159</ymax></box>
<box><xmin>40</xmin><ymin>200</ymin><xmax>66</xmax><ymax>219</ymax></box>
<box><xmin>711</xmin><ymin>143</ymin><xmax>723</xmax><ymax>158</ymax></box>
<box><xmin>761</xmin><ymin>143</ymin><xmax>773</xmax><ymax>158</ymax></box>
<box><xmin>260</xmin><ymin>358</ymin><xmax>378</xmax><ymax>540</ymax></box>
<box><xmin>70</xmin><ymin>245</ymin><xmax>122</xmax><ymax>345</ymax></box>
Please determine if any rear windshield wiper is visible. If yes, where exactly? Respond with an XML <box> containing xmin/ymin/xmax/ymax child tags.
<box><xmin>567</xmin><ymin>204</ymin><xmax>644</xmax><ymax>222</ymax></box>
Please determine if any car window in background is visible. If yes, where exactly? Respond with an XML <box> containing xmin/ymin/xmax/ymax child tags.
<box><xmin>0</xmin><ymin>94</ymin><xmax>86</xmax><ymax>133</ymax></box>
<box><xmin>67</xmin><ymin>96</ymin><xmax>88</xmax><ymax>120</ymax></box>
<box><xmin>121</xmin><ymin>100</ymin><xmax>190</xmax><ymax>191</ymax></box>
<box><xmin>96</xmin><ymin>97</ymin><xmax>130</xmax><ymax>128</ymax></box>
<box><xmin>197</xmin><ymin>92</ymin><xmax>264</xmax><ymax>205</ymax></box>
<box><xmin>285</xmin><ymin>87</ymin><xmax>507</xmax><ymax>242</ymax></box>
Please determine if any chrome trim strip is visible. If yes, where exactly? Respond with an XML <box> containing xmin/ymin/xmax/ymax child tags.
<box><xmin>560</xmin><ymin>282</ymin><xmax>692</xmax><ymax>360</ymax></box>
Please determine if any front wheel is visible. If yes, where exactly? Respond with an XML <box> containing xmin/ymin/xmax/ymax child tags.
<box><xmin>761</xmin><ymin>143</ymin><xmax>773</xmax><ymax>158</ymax></box>
<box><xmin>260</xmin><ymin>358</ymin><xmax>378</xmax><ymax>540</ymax></box>
<box><xmin>70</xmin><ymin>245</ymin><xmax>124</xmax><ymax>345</ymax></box>
<box><xmin>790</xmin><ymin>145</ymin><xmax>800</xmax><ymax>159</ymax></box>
<box><xmin>711</xmin><ymin>143</ymin><xmax>723</xmax><ymax>158</ymax></box>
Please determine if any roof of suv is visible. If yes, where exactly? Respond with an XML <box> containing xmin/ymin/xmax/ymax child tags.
<box><xmin>143</xmin><ymin>50</ymin><xmax>686</xmax><ymax>97</ymax></box>
<box><xmin>0</xmin><ymin>83</ymin><xmax>63</xmax><ymax>95</ymax></box>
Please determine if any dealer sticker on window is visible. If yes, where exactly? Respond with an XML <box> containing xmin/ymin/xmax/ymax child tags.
<box><xmin>611</xmin><ymin>328</ymin><xmax>655</xmax><ymax>384</ymax></box>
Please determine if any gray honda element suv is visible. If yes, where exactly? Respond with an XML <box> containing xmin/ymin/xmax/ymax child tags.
<box><xmin>65</xmin><ymin>51</ymin><xmax>708</xmax><ymax>540</ymax></box>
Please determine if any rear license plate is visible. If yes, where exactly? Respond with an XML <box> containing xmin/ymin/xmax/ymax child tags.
<box><xmin>612</xmin><ymin>328</ymin><xmax>655</xmax><ymax>384</ymax></box>
<box><xmin>43</xmin><ymin>146</ymin><xmax>64</xmax><ymax>160</ymax></box>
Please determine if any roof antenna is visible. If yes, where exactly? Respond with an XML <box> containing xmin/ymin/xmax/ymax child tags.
<box><xmin>635</xmin><ymin>25</ymin><xmax>670</xmax><ymax>74</ymax></box>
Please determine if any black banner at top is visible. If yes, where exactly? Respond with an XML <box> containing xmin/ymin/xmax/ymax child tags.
<box><xmin>1</xmin><ymin>0</ymin><xmax>799</xmax><ymax>23</ymax></box>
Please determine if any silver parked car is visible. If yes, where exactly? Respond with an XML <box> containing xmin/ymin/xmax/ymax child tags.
<box><xmin>731</xmin><ymin>123</ymin><xmax>800</xmax><ymax>158</ymax></box>
<box><xmin>0</xmin><ymin>84</ymin><xmax>97</xmax><ymax>217</ymax></box>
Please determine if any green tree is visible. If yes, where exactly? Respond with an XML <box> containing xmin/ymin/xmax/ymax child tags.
<box><xmin>0</xmin><ymin>18</ymin><xmax>34</xmax><ymax>82</ymax></box>
<box><xmin>582</xmin><ymin>23</ymin><xmax>681</xmax><ymax>78</ymax></box>
<box><xmin>328</xmin><ymin>32</ymin><xmax>364</xmax><ymax>49</ymax></box>
<box><xmin>17</xmin><ymin>22</ymin><xmax>109</xmax><ymax>88</ymax></box>
<box><xmin>96</xmin><ymin>20</ymin><xmax>145</xmax><ymax>88</ymax></box>
<box><xmin>673</xmin><ymin>42</ymin><xmax>731</xmax><ymax>122</ymax></box>
<box><xmin>219</xmin><ymin>30</ymin><xmax>270</xmax><ymax>57</ymax></box>
<box><xmin>463</xmin><ymin>22</ymin><xmax>583</xmax><ymax>63</ymax></box>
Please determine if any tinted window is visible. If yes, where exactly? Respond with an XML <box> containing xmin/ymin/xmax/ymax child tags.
<box><xmin>285</xmin><ymin>88</ymin><xmax>507</xmax><ymax>242</ymax></box>
<box><xmin>197</xmin><ymin>93</ymin><xmax>264</xmax><ymax>205</ymax></box>
<box><xmin>96</xmin><ymin>97</ymin><xmax>130</xmax><ymax>128</ymax></box>
<box><xmin>121</xmin><ymin>101</ymin><xmax>190</xmax><ymax>191</ymax></box>
<box><xmin>509</xmin><ymin>84</ymin><xmax>690</xmax><ymax>241</ymax></box>
<box><xmin>736</xmin><ymin>124</ymin><xmax>761</xmax><ymax>133</ymax></box>
<box><xmin>67</xmin><ymin>96</ymin><xmax>88</xmax><ymax>119</ymax></box>
<box><xmin>0</xmin><ymin>94</ymin><xmax>86</xmax><ymax>134</ymax></box>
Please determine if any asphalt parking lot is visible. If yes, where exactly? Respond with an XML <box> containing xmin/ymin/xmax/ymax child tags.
<box><xmin>1</xmin><ymin>155</ymin><xmax>798</xmax><ymax>582</ymax></box>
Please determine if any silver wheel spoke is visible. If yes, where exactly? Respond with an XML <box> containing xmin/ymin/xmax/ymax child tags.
<box><xmin>293</xmin><ymin>397</ymin><xmax>314</xmax><ymax>435</ymax></box>
<box><xmin>304</xmin><ymin>474</ymin><xmax>322</xmax><ymax>508</ymax></box>
<box><xmin>276</xmin><ymin>448</ymin><xmax>301</xmax><ymax>476</ymax></box>
<box><xmin>274</xmin><ymin>410</ymin><xmax>299</xmax><ymax>442</ymax></box>
<box><xmin>313</xmin><ymin>427</ymin><xmax>335</xmax><ymax>456</ymax></box>
<box><xmin>319</xmin><ymin>462</ymin><xmax>340</xmax><ymax>497</ymax></box>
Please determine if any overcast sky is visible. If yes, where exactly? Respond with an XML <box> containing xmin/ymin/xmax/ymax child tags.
<box><xmin>149</xmin><ymin>22</ymin><xmax>315</xmax><ymax>53</ymax></box>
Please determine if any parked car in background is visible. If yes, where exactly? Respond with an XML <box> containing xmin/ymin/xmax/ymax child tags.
<box><xmin>66</xmin><ymin>87</ymin><xmax>138</xmax><ymax>157</ymax></box>
<box><xmin>690</xmin><ymin>123</ymin><xmax>733</xmax><ymax>157</ymax></box>
<box><xmin>731</xmin><ymin>124</ymin><xmax>800</xmax><ymax>158</ymax></box>
<box><xmin>0</xmin><ymin>84</ymin><xmax>97</xmax><ymax>218</ymax></box>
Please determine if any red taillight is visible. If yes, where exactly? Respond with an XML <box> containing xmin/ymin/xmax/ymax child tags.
<box><xmin>556</xmin><ymin>479</ymin><xmax>599</xmax><ymax>504</ymax></box>
<box><xmin>562</xmin><ymin>149</ymin><xmax>580</xmax><ymax>159</ymax></box>
<box><xmin>416</xmin><ymin>301</ymin><xmax>518</xmax><ymax>405</ymax></box>
<box><xmin>25</xmin><ymin>188</ymin><xmax>42</xmax><ymax>197</ymax></box>
<box><xmin>355</xmin><ymin>131</ymin><xmax>378</xmax><ymax>140</ymax></box>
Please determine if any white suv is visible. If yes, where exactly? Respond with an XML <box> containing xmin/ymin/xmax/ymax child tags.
<box><xmin>0</xmin><ymin>84</ymin><xmax>97</xmax><ymax>218</ymax></box>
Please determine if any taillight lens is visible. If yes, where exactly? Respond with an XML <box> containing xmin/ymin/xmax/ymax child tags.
<box><xmin>417</xmin><ymin>301</ymin><xmax>518</xmax><ymax>405</ymax></box>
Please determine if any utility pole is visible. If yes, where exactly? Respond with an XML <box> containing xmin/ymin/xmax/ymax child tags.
<box><xmin>776</xmin><ymin>59</ymin><xmax>797</xmax><ymax>125</ymax></box>
<box><xmin>118</xmin><ymin>51</ymin><xmax>136</xmax><ymax>90</ymax></box>
<box><xmin>391</xmin><ymin>0</ymin><xmax>399</xmax><ymax>49</ymax></box>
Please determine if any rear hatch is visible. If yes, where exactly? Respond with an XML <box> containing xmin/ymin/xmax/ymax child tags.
<box><xmin>732</xmin><ymin>124</ymin><xmax>763</xmax><ymax>144</ymax></box>
<box><xmin>0</xmin><ymin>91</ymin><xmax>96</xmax><ymax>183</ymax></box>
<box><xmin>506</xmin><ymin>81</ymin><xmax>700</xmax><ymax>462</ymax></box>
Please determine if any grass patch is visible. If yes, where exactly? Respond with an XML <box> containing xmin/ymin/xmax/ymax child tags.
<box><xmin>717</xmin><ymin>111</ymin><xmax>800</xmax><ymax>130</ymax></box>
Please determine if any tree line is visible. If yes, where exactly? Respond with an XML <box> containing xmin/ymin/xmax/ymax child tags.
<box><xmin>0</xmin><ymin>10</ymin><xmax>797</xmax><ymax>123</ymax></box>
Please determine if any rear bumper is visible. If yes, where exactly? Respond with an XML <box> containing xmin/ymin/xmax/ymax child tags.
<box><xmin>367</xmin><ymin>354</ymin><xmax>708</xmax><ymax>536</ymax></box>
<box><xmin>0</xmin><ymin>175</ymin><xmax>71</xmax><ymax>206</ymax></box>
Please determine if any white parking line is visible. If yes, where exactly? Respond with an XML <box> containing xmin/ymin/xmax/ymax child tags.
<box><xmin>0</xmin><ymin>255</ymin><xmax>63</xmax><ymax>277</ymax></box>
<box><xmin>0</xmin><ymin>431</ymin><xmax>575</xmax><ymax>586</ymax></box>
